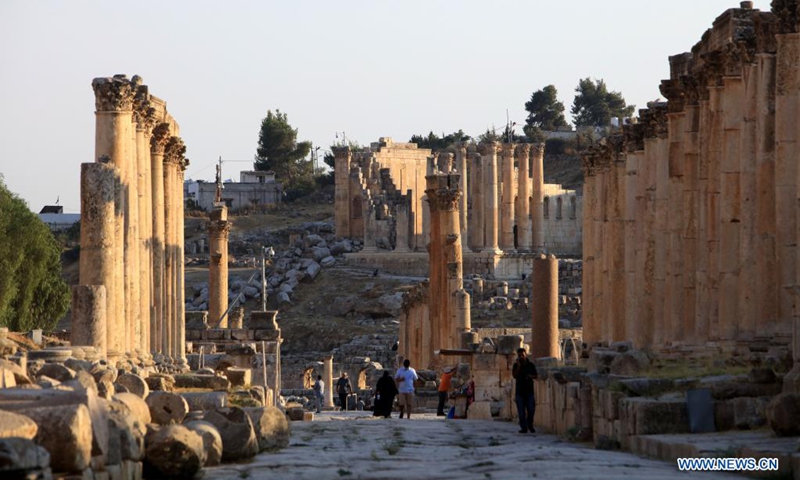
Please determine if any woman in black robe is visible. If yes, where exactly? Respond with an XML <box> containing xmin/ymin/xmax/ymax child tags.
<box><xmin>373</xmin><ymin>370</ymin><xmax>398</xmax><ymax>418</ymax></box>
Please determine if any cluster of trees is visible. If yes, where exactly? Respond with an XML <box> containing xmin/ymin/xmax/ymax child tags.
<box><xmin>524</xmin><ymin>78</ymin><xmax>635</xmax><ymax>141</ymax></box>
<box><xmin>254</xmin><ymin>109</ymin><xmax>318</xmax><ymax>201</ymax></box>
<box><xmin>0</xmin><ymin>178</ymin><xmax>70</xmax><ymax>332</ymax></box>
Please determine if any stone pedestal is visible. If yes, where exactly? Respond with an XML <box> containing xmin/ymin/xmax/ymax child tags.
<box><xmin>531</xmin><ymin>254</ymin><xmax>558</xmax><ymax>359</ymax></box>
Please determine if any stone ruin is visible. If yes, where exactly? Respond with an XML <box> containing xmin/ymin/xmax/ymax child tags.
<box><xmin>336</xmin><ymin>138</ymin><xmax>582</xmax><ymax>279</ymax></box>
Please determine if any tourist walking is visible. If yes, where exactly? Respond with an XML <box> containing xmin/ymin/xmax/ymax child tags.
<box><xmin>512</xmin><ymin>347</ymin><xmax>538</xmax><ymax>433</ymax></box>
<box><xmin>436</xmin><ymin>366</ymin><xmax>455</xmax><ymax>416</ymax></box>
<box><xmin>312</xmin><ymin>375</ymin><xmax>324</xmax><ymax>414</ymax></box>
<box><xmin>395</xmin><ymin>359</ymin><xmax>418</xmax><ymax>419</ymax></box>
<box><xmin>336</xmin><ymin>372</ymin><xmax>352</xmax><ymax>411</ymax></box>
<box><xmin>373</xmin><ymin>370</ymin><xmax>398</xmax><ymax>418</ymax></box>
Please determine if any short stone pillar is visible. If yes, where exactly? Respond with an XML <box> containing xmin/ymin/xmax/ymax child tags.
<box><xmin>70</xmin><ymin>285</ymin><xmax>107</xmax><ymax>359</ymax></box>
<box><xmin>531</xmin><ymin>254</ymin><xmax>558</xmax><ymax>359</ymax></box>
<box><xmin>323</xmin><ymin>355</ymin><xmax>334</xmax><ymax>408</ymax></box>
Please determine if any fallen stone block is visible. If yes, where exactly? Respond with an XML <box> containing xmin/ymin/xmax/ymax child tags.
<box><xmin>36</xmin><ymin>363</ymin><xmax>76</xmax><ymax>383</ymax></box>
<box><xmin>0</xmin><ymin>437</ymin><xmax>51</xmax><ymax>478</ymax></box>
<box><xmin>144</xmin><ymin>374</ymin><xmax>174</xmax><ymax>392</ymax></box>
<box><xmin>23</xmin><ymin>403</ymin><xmax>92</xmax><ymax>473</ymax></box>
<box><xmin>766</xmin><ymin>393</ymin><xmax>800</xmax><ymax>437</ymax></box>
<box><xmin>112</xmin><ymin>392</ymin><xmax>151</xmax><ymax>426</ymax></box>
<box><xmin>143</xmin><ymin>425</ymin><xmax>204</xmax><ymax>480</ymax></box>
<box><xmin>0</xmin><ymin>410</ymin><xmax>38</xmax><ymax>440</ymax></box>
<box><xmin>183</xmin><ymin>420</ymin><xmax>223</xmax><ymax>467</ymax></box>
<box><xmin>173</xmin><ymin>374</ymin><xmax>230</xmax><ymax>391</ymax></box>
<box><xmin>180</xmin><ymin>391</ymin><xmax>227</xmax><ymax>412</ymax></box>
<box><xmin>609</xmin><ymin>350</ymin><xmax>650</xmax><ymax>376</ymax></box>
<box><xmin>202</xmin><ymin>407</ymin><xmax>258</xmax><ymax>461</ymax></box>
<box><xmin>146</xmin><ymin>391</ymin><xmax>189</xmax><ymax>425</ymax></box>
<box><xmin>244</xmin><ymin>406</ymin><xmax>290</xmax><ymax>452</ymax></box>
<box><xmin>102</xmin><ymin>399</ymin><xmax>145</xmax><ymax>465</ymax></box>
<box><xmin>224</xmin><ymin>368</ymin><xmax>251</xmax><ymax>387</ymax></box>
<box><xmin>733</xmin><ymin>396</ymin><xmax>768</xmax><ymax>430</ymax></box>
<box><xmin>286</xmin><ymin>407</ymin><xmax>305</xmax><ymax>422</ymax></box>
<box><xmin>115</xmin><ymin>374</ymin><xmax>149</xmax><ymax>399</ymax></box>
<box><xmin>0</xmin><ymin>358</ymin><xmax>32</xmax><ymax>385</ymax></box>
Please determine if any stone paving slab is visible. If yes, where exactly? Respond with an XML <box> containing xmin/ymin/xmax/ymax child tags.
<box><xmin>204</xmin><ymin>412</ymin><xmax>742</xmax><ymax>480</ymax></box>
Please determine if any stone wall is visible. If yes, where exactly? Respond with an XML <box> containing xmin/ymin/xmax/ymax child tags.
<box><xmin>541</xmin><ymin>185</ymin><xmax>583</xmax><ymax>255</ymax></box>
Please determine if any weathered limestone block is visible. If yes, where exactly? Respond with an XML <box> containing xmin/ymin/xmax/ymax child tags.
<box><xmin>64</xmin><ymin>370</ymin><xmax>98</xmax><ymax>393</ymax></box>
<box><xmin>173</xmin><ymin>374</ymin><xmax>230</xmax><ymax>391</ymax></box>
<box><xmin>586</xmin><ymin>349</ymin><xmax>619</xmax><ymax>374</ymax></box>
<box><xmin>146</xmin><ymin>391</ymin><xmax>189</xmax><ymax>425</ymax></box>
<box><xmin>620</xmin><ymin>398</ymin><xmax>689</xmax><ymax>436</ymax></box>
<box><xmin>180</xmin><ymin>392</ymin><xmax>227</xmax><ymax>412</ymax></box>
<box><xmin>766</xmin><ymin>393</ymin><xmax>800</xmax><ymax>436</ymax></box>
<box><xmin>0</xmin><ymin>359</ymin><xmax>31</xmax><ymax>385</ymax></box>
<box><xmin>244</xmin><ymin>406</ymin><xmax>290</xmax><ymax>452</ymax></box>
<box><xmin>710</xmin><ymin>382</ymin><xmax>782</xmax><ymax>400</ymax></box>
<box><xmin>609</xmin><ymin>350</ymin><xmax>650</xmax><ymax>376</ymax></box>
<box><xmin>103</xmin><ymin>399</ymin><xmax>145</xmax><ymax>464</ymax></box>
<box><xmin>23</xmin><ymin>404</ymin><xmax>92</xmax><ymax>473</ymax></box>
<box><xmin>64</xmin><ymin>358</ymin><xmax>93</xmax><ymax>373</ymax></box>
<box><xmin>70</xmin><ymin>285</ymin><xmax>107</xmax><ymax>358</ymax></box>
<box><xmin>0</xmin><ymin>437</ymin><xmax>51</xmax><ymax>478</ymax></box>
<box><xmin>496</xmin><ymin>335</ymin><xmax>524</xmax><ymax>355</ymax></box>
<box><xmin>466</xmin><ymin>401</ymin><xmax>493</xmax><ymax>420</ymax></box>
<box><xmin>202</xmin><ymin>407</ymin><xmax>258</xmax><ymax>461</ymax></box>
<box><xmin>145</xmin><ymin>374</ymin><xmax>175</xmax><ymax>392</ymax></box>
<box><xmin>733</xmin><ymin>396</ymin><xmax>768</xmax><ymax>430</ymax></box>
<box><xmin>0</xmin><ymin>410</ymin><xmax>38</xmax><ymax>439</ymax></box>
<box><xmin>183</xmin><ymin>420</ymin><xmax>223</xmax><ymax>466</ymax></box>
<box><xmin>112</xmin><ymin>393</ymin><xmax>151</xmax><ymax>426</ymax></box>
<box><xmin>36</xmin><ymin>363</ymin><xmax>76</xmax><ymax>383</ymax></box>
<box><xmin>143</xmin><ymin>425</ymin><xmax>205</xmax><ymax>480</ymax></box>
<box><xmin>224</xmin><ymin>368</ymin><xmax>251</xmax><ymax>387</ymax></box>
<box><xmin>114</xmin><ymin>374</ymin><xmax>149</xmax><ymax>399</ymax></box>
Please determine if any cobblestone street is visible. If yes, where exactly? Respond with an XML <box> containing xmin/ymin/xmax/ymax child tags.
<box><xmin>205</xmin><ymin>412</ymin><xmax>742</xmax><ymax>480</ymax></box>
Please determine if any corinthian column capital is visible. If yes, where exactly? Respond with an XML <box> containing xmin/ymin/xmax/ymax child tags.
<box><xmin>150</xmin><ymin>123</ymin><xmax>171</xmax><ymax>155</ymax></box>
<box><xmin>164</xmin><ymin>136</ymin><xmax>187</xmax><ymax>165</ymax></box>
<box><xmin>92</xmin><ymin>75</ymin><xmax>135</xmax><ymax>112</ymax></box>
<box><xmin>478</xmin><ymin>141</ymin><xmax>498</xmax><ymax>155</ymax></box>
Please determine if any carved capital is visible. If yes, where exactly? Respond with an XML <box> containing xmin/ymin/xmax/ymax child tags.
<box><xmin>132</xmin><ymin>84</ymin><xmax>152</xmax><ymax>128</ymax></box>
<box><xmin>623</xmin><ymin>123</ymin><xmax>645</xmax><ymax>153</ymax></box>
<box><xmin>499</xmin><ymin>143</ymin><xmax>515</xmax><ymax>158</ymax></box>
<box><xmin>164</xmin><ymin>136</ymin><xmax>186</xmax><ymax>165</ymax></box>
<box><xmin>478</xmin><ymin>141</ymin><xmax>498</xmax><ymax>155</ymax></box>
<box><xmin>425</xmin><ymin>173</ymin><xmax>462</xmax><ymax>212</ymax></box>
<box><xmin>530</xmin><ymin>142</ymin><xmax>545</xmax><ymax>157</ymax></box>
<box><xmin>582</xmin><ymin>151</ymin><xmax>598</xmax><ymax>177</ymax></box>
<box><xmin>641</xmin><ymin>104</ymin><xmax>668</xmax><ymax>139</ymax></box>
<box><xmin>331</xmin><ymin>146</ymin><xmax>351</xmax><ymax>157</ymax></box>
<box><xmin>92</xmin><ymin>75</ymin><xmax>134</xmax><ymax>112</ymax></box>
<box><xmin>209</xmin><ymin>220</ymin><xmax>231</xmax><ymax>236</ymax></box>
<box><xmin>514</xmin><ymin>143</ymin><xmax>531</xmax><ymax>159</ymax></box>
<box><xmin>150</xmin><ymin>123</ymin><xmax>171</xmax><ymax>155</ymax></box>
<box><xmin>660</xmin><ymin>79</ymin><xmax>685</xmax><ymax>113</ymax></box>
<box><xmin>681</xmin><ymin>74</ymin><xmax>702</xmax><ymax>106</ymax></box>
<box><xmin>772</xmin><ymin>0</ymin><xmax>800</xmax><ymax>34</ymax></box>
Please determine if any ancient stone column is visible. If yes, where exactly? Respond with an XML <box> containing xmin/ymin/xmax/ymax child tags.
<box><xmin>479</xmin><ymin>142</ymin><xmax>500</xmax><ymax>253</ymax></box>
<box><xmin>706</xmin><ymin>83</ymin><xmax>724</xmax><ymax>340</ymax></box>
<box><xmin>636</xmin><ymin>107</ymin><xmax>659</xmax><ymax>348</ymax></box>
<box><xmin>150</xmin><ymin>123</ymin><xmax>170</xmax><ymax>355</ymax></box>
<box><xmin>500</xmin><ymin>143</ymin><xmax>515</xmax><ymax>251</ymax></box>
<box><xmin>682</xmin><ymin>87</ymin><xmax>701</xmax><ymax>340</ymax></box>
<box><xmin>208</xmin><ymin>205</ymin><xmax>230</xmax><ymax>328</ymax></box>
<box><xmin>394</xmin><ymin>195</ymin><xmax>411</xmax><ymax>253</ymax></box>
<box><xmin>469</xmin><ymin>152</ymin><xmax>484</xmax><ymax>251</ymax></box>
<box><xmin>754</xmin><ymin>52</ymin><xmax>778</xmax><ymax>336</ymax></box>
<box><xmin>623</xmin><ymin>125</ymin><xmax>643</xmax><ymax>345</ymax></box>
<box><xmin>323</xmin><ymin>355</ymin><xmax>334</xmax><ymax>408</ymax></box>
<box><xmin>426</xmin><ymin>172</ymin><xmax>469</xmax><ymax>352</ymax></box>
<box><xmin>594</xmin><ymin>154</ymin><xmax>608</xmax><ymax>343</ymax></box>
<box><xmin>608</xmin><ymin>143</ymin><xmax>626</xmax><ymax>342</ymax></box>
<box><xmin>163</xmin><ymin>136</ymin><xmax>186</xmax><ymax>360</ymax></box>
<box><xmin>455</xmin><ymin>144</ymin><xmax>468</xmax><ymax>241</ymax></box>
<box><xmin>333</xmin><ymin>146</ymin><xmax>351</xmax><ymax>238</ymax></box>
<box><xmin>92</xmin><ymin>75</ymin><xmax>134</xmax><ymax>359</ymax></box>
<box><xmin>515</xmin><ymin>144</ymin><xmax>531</xmax><ymax>251</ymax></box>
<box><xmin>71</xmin><ymin>286</ymin><xmax>107</xmax><ymax>359</ymax></box>
<box><xmin>652</xmin><ymin>104</ymin><xmax>670</xmax><ymax>348</ymax></box>
<box><xmin>530</xmin><ymin>143</ymin><xmax>545</xmax><ymax>251</ymax></box>
<box><xmin>531</xmin><ymin>254</ymin><xmax>558</xmax><ymax>359</ymax></box>
<box><xmin>719</xmin><ymin>73</ymin><xmax>744</xmax><ymax>341</ymax></box>
<box><xmin>581</xmin><ymin>158</ymin><xmax>597</xmax><ymax>344</ymax></box>
<box><xmin>777</xmin><ymin>31</ymin><xmax>800</xmax><ymax>391</ymax></box>
<box><xmin>77</xmin><ymin>161</ymin><xmax>116</xmax><ymax>359</ymax></box>
<box><xmin>176</xmin><ymin>159</ymin><xmax>188</xmax><ymax>366</ymax></box>
<box><xmin>124</xmin><ymin>77</ymin><xmax>141</xmax><ymax>356</ymax></box>
<box><xmin>133</xmin><ymin>85</ymin><xmax>155</xmax><ymax>355</ymax></box>
<box><xmin>362</xmin><ymin>200</ymin><xmax>378</xmax><ymax>253</ymax></box>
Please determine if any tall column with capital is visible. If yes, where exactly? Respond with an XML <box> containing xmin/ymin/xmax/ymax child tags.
<box><xmin>515</xmin><ymin>144</ymin><xmax>531</xmax><ymax>251</ymax></box>
<box><xmin>500</xmin><ymin>143</ymin><xmax>515</xmax><ymax>251</ymax></box>
<box><xmin>123</xmin><ymin>76</ymin><xmax>141</xmax><ymax>356</ymax></box>
<box><xmin>581</xmin><ymin>154</ymin><xmax>597</xmax><ymax>344</ymax></box>
<box><xmin>479</xmin><ymin>142</ymin><xmax>500</xmax><ymax>253</ymax></box>
<box><xmin>208</xmin><ymin>205</ymin><xmax>230</xmax><ymax>328</ymax></box>
<box><xmin>333</xmin><ymin>146</ymin><xmax>351</xmax><ymax>238</ymax></box>
<box><xmin>682</xmin><ymin>83</ymin><xmax>701</xmax><ymax>341</ymax></box>
<box><xmin>92</xmin><ymin>75</ymin><xmax>134</xmax><ymax>359</ymax></box>
<box><xmin>623</xmin><ymin>125</ymin><xmax>643</xmax><ymax>344</ymax></box>
<box><xmin>650</xmin><ymin>104</ymin><xmax>669</xmax><ymax>347</ymax></box>
<box><xmin>426</xmin><ymin>172</ymin><xmax>469</xmax><ymax>352</ymax></box>
<box><xmin>455</xmin><ymin>144</ymin><xmax>469</xmax><ymax>242</ymax></box>
<box><xmin>150</xmin><ymin>123</ymin><xmax>169</xmax><ymax>355</ymax></box>
<box><xmin>469</xmin><ymin>151</ymin><xmax>484</xmax><ymax>251</ymax></box>
<box><xmin>706</xmin><ymin>82</ymin><xmax>724</xmax><ymax>341</ymax></box>
<box><xmin>132</xmin><ymin>80</ymin><xmax>152</xmax><ymax>354</ymax></box>
<box><xmin>176</xmin><ymin>159</ymin><xmax>188</xmax><ymax>366</ymax></box>
<box><xmin>530</xmin><ymin>143</ymin><xmax>545</xmax><ymax>251</ymax></box>
<box><xmin>163</xmin><ymin>136</ymin><xmax>185</xmax><ymax>360</ymax></box>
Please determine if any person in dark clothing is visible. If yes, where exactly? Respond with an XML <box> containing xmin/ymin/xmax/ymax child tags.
<box><xmin>512</xmin><ymin>347</ymin><xmax>538</xmax><ymax>433</ymax></box>
<box><xmin>336</xmin><ymin>372</ymin><xmax>352</xmax><ymax>411</ymax></box>
<box><xmin>373</xmin><ymin>370</ymin><xmax>398</xmax><ymax>418</ymax></box>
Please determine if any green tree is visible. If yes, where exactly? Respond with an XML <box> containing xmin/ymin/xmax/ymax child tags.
<box><xmin>524</xmin><ymin>85</ymin><xmax>568</xmax><ymax>132</ymax></box>
<box><xmin>254</xmin><ymin>109</ymin><xmax>312</xmax><ymax>189</ymax></box>
<box><xmin>571</xmin><ymin>78</ymin><xmax>635</xmax><ymax>127</ymax></box>
<box><xmin>409</xmin><ymin>130</ymin><xmax>471</xmax><ymax>151</ymax></box>
<box><xmin>0</xmin><ymin>177</ymin><xmax>70</xmax><ymax>332</ymax></box>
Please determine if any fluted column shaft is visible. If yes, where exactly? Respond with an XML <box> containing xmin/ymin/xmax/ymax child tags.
<box><xmin>666</xmin><ymin>110</ymin><xmax>685</xmax><ymax>343</ymax></box>
<box><xmin>581</xmin><ymin>170</ymin><xmax>597</xmax><ymax>344</ymax></box>
<box><xmin>480</xmin><ymin>142</ymin><xmax>500</xmax><ymax>252</ymax></box>
<box><xmin>738</xmin><ymin>62</ymin><xmax>758</xmax><ymax>340</ymax></box>
<box><xmin>456</xmin><ymin>146</ymin><xmax>468</xmax><ymax>242</ymax></box>
<box><xmin>624</xmin><ymin>146</ymin><xmax>641</xmax><ymax>345</ymax></box>
<box><xmin>530</xmin><ymin>144</ymin><xmax>545</xmax><ymax>251</ymax></box>
<box><xmin>208</xmin><ymin>206</ymin><xmax>230</xmax><ymax>328</ymax></box>
<box><xmin>135</xmin><ymin>121</ymin><xmax>153</xmax><ymax>354</ymax></box>
<box><xmin>515</xmin><ymin>144</ymin><xmax>531</xmax><ymax>251</ymax></box>
<box><xmin>150</xmin><ymin>124</ymin><xmax>169</xmax><ymax>355</ymax></box>
<box><xmin>500</xmin><ymin>144</ymin><xmax>515</xmax><ymax>250</ymax></box>
<box><xmin>469</xmin><ymin>152</ymin><xmax>484</xmax><ymax>251</ymax></box>
<box><xmin>682</xmin><ymin>104</ymin><xmax>700</xmax><ymax>340</ymax></box>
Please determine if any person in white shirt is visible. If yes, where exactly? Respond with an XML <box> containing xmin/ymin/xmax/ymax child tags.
<box><xmin>312</xmin><ymin>375</ymin><xmax>324</xmax><ymax>414</ymax></box>
<box><xmin>394</xmin><ymin>359</ymin><xmax>419</xmax><ymax>419</ymax></box>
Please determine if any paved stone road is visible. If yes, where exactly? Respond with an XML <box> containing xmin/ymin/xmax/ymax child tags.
<box><xmin>204</xmin><ymin>412</ymin><xmax>741</xmax><ymax>480</ymax></box>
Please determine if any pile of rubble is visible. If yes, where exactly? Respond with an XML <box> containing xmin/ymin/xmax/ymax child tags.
<box><xmin>0</xmin><ymin>342</ymin><xmax>290</xmax><ymax>479</ymax></box>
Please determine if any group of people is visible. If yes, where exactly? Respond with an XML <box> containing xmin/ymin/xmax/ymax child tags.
<box><xmin>311</xmin><ymin>348</ymin><xmax>538</xmax><ymax>435</ymax></box>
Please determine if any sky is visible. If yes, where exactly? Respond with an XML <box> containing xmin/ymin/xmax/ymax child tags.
<box><xmin>0</xmin><ymin>0</ymin><xmax>770</xmax><ymax>213</ymax></box>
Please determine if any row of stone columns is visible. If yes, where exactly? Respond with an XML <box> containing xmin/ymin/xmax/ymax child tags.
<box><xmin>467</xmin><ymin>142</ymin><xmax>545</xmax><ymax>254</ymax></box>
<box><xmin>582</xmin><ymin>4</ymin><xmax>800</xmax><ymax>388</ymax></box>
<box><xmin>73</xmin><ymin>74</ymin><xmax>187</xmax><ymax>366</ymax></box>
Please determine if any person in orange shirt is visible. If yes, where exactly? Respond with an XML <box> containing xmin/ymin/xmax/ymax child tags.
<box><xmin>437</xmin><ymin>366</ymin><xmax>456</xmax><ymax>416</ymax></box>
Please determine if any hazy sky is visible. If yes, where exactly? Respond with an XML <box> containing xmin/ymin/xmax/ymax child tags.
<box><xmin>0</xmin><ymin>0</ymin><xmax>768</xmax><ymax>213</ymax></box>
